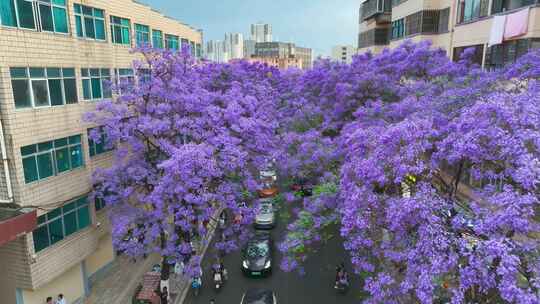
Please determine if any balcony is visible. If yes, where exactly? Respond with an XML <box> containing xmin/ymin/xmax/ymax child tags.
<box><xmin>358</xmin><ymin>28</ymin><xmax>390</xmax><ymax>48</ymax></box>
<box><xmin>361</xmin><ymin>0</ymin><xmax>392</xmax><ymax>21</ymax></box>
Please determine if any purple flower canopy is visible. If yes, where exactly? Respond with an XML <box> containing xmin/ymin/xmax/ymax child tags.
<box><xmin>87</xmin><ymin>42</ymin><xmax>540</xmax><ymax>303</ymax></box>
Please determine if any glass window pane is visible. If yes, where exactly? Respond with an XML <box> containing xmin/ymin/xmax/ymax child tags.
<box><xmin>0</xmin><ymin>0</ymin><xmax>18</xmax><ymax>27</ymax></box>
<box><xmin>48</xmin><ymin>207</ymin><xmax>62</xmax><ymax>220</ymax></box>
<box><xmin>75</xmin><ymin>15</ymin><xmax>83</xmax><ymax>37</ymax></box>
<box><xmin>74</xmin><ymin>3</ymin><xmax>81</xmax><ymax>14</ymax></box>
<box><xmin>122</xmin><ymin>27</ymin><xmax>130</xmax><ymax>44</ymax></box>
<box><xmin>63</xmin><ymin>211</ymin><xmax>77</xmax><ymax>236</ymax></box>
<box><xmin>69</xmin><ymin>135</ymin><xmax>81</xmax><ymax>144</ymax></box>
<box><xmin>33</xmin><ymin>225</ymin><xmax>50</xmax><ymax>252</ymax></box>
<box><xmin>22</xmin><ymin>156</ymin><xmax>38</xmax><ymax>183</ymax></box>
<box><xmin>16</xmin><ymin>0</ymin><xmax>36</xmax><ymax>29</ymax></box>
<box><xmin>70</xmin><ymin>145</ymin><xmax>83</xmax><ymax>168</ymax></box>
<box><xmin>46</xmin><ymin>68</ymin><xmax>61</xmax><ymax>78</ymax></box>
<box><xmin>64</xmin><ymin>79</ymin><xmax>78</xmax><ymax>104</ymax></box>
<box><xmin>84</xmin><ymin>17</ymin><xmax>95</xmax><ymax>39</ymax></box>
<box><xmin>113</xmin><ymin>26</ymin><xmax>122</xmax><ymax>43</ymax></box>
<box><xmin>120</xmin><ymin>18</ymin><xmax>129</xmax><ymax>26</ymax></box>
<box><xmin>90</xmin><ymin>68</ymin><xmax>100</xmax><ymax>76</ymax></box>
<box><xmin>102</xmin><ymin>78</ymin><xmax>112</xmax><ymax>98</ymax></box>
<box><xmin>82</xmin><ymin>5</ymin><xmax>92</xmax><ymax>16</ymax></box>
<box><xmin>91</xmin><ymin>78</ymin><xmax>102</xmax><ymax>99</ymax></box>
<box><xmin>32</xmin><ymin>80</ymin><xmax>50</xmax><ymax>107</ymax></box>
<box><xmin>88</xmin><ymin>138</ymin><xmax>95</xmax><ymax>157</ymax></box>
<box><xmin>100</xmin><ymin>69</ymin><xmax>110</xmax><ymax>76</ymax></box>
<box><xmin>62</xmin><ymin>68</ymin><xmax>74</xmax><ymax>77</ymax></box>
<box><xmin>10</xmin><ymin>67</ymin><xmax>27</xmax><ymax>78</ymax></box>
<box><xmin>63</xmin><ymin>201</ymin><xmax>76</xmax><ymax>212</ymax></box>
<box><xmin>93</xmin><ymin>9</ymin><xmax>104</xmax><ymax>18</ymax></box>
<box><xmin>48</xmin><ymin>218</ymin><xmax>64</xmax><ymax>245</ymax></box>
<box><xmin>38</xmin><ymin>141</ymin><xmax>53</xmax><ymax>151</ymax></box>
<box><xmin>95</xmin><ymin>19</ymin><xmax>105</xmax><ymax>40</ymax></box>
<box><xmin>21</xmin><ymin>145</ymin><xmax>36</xmax><ymax>156</ymax></box>
<box><xmin>53</xmin><ymin>7</ymin><xmax>68</xmax><ymax>33</ymax></box>
<box><xmin>54</xmin><ymin>137</ymin><xmax>67</xmax><ymax>147</ymax></box>
<box><xmin>55</xmin><ymin>147</ymin><xmax>70</xmax><ymax>172</ymax></box>
<box><xmin>77</xmin><ymin>206</ymin><xmax>90</xmax><ymax>229</ymax></box>
<box><xmin>52</xmin><ymin>0</ymin><xmax>65</xmax><ymax>5</ymax></box>
<box><xmin>48</xmin><ymin>79</ymin><xmax>63</xmax><ymax>106</ymax></box>
<box><xmin>29</xmin><ymin>68</ymin><xmax>45</xmax><ymax>78</ymax></box>
<box><xmin>37</xmin><ymin>152</ymin><xmax>54</xmax><ymax>179</ymax></box>
<box><xmin>39</xmin><ymin>4</ymin><xmax>54</xmax><ymax>32</ymax></box>
<box><xmin>12</xmin><ymin>80</ymin><xmax>32</xmax><ymax>108</ymax></box>
<box><xmin>82</xmin><ymin>79</ymin><xmax>91</xmax><ymax>100</ymax></box>
<box><xmin>81</xmin><ymin>69</ymin><xmax>89</xmax><ymax>77</ymax></box>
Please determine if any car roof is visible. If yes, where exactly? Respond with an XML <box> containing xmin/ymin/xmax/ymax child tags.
<box><xmin>243</xmin><ymin>288</ymin><xmax>274</xmax><ymax>304</ymax></box>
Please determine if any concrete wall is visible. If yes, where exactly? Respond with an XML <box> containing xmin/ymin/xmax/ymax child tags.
<box><xmin>85</xmin><ymin>234</ymin><xmax>114</xmax><ymax>276</ymax></box>
<box><xmin>22</xmin><ymin>263</ymin><xmax>85</xmax><ymax>304</ymax></box>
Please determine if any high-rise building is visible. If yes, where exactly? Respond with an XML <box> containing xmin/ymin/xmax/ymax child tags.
<box><xmin>224</xmin><ymin>33</ymin><xmax>244</xmax><ymax>59</ymax></box>
<box><xmin>205</xmin><ymin>40</ymin><xmax>231</xmax><ymax>63</ymax></box>
<box><xmin>357</xmin><ymin>0</ymin><xmax>540</xmax><ymax>68</ymax></box>
<box><xmin>332</xmin><ymin>45</ymin><xmax>356</xmax><ymax>64</ymax></box>
<box><xmin>244</xmin><ymin>39</ymin><xmax>257</xmax><ymax>59</ymax></box>
<box><xmin>254</xmin><ymin>42</ymin><xmax>313</xmax><ymax>69</ymax></box>
<box><xmin>251</xmin><ymin>23</ymin><xmax>273</xmax><ymax>43</ymax></box>
<box><xmin>0</xmin><ymin>1</ymin><xmax>202</xmax><ymax>304</ymax></box>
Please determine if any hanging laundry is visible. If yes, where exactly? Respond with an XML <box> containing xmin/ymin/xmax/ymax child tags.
<box><xmin>488</xmin><ymin>15</ymin><xmax>507</xmax><ymax>47</ymax></box>
<box><xmin>503</xmin><ymin>8</ymin><xmax>529</xmax><ymax>40</ymax></box>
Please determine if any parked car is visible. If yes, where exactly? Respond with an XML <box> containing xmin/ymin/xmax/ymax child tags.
<box><xmin>259</xmin><ymin>164</ymin><xmax>278</xmax><ymax>198</ymax></box>
<box><xmin>241</xmin><ymin>232</ymin><xmax>273</xmax><ymax>277</ymax></box>
<box><xmin>254</xmin><ymin>199</ymin><xmax>276</xmax><ymax>229</ymax></box>
<box><xmin>240</xmin><ymin>288</ymin><xmax>277</xmax><ymax>304</ymax></box>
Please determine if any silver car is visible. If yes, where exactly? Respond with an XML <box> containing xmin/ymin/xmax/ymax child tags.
<box><xmin>254</xmin><ymin>199</ymin><xmax>276</xmax><ymax>229</ymax></box>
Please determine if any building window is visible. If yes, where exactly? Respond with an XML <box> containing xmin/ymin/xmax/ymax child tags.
<box><xmin>453</xmin><ymin>44</ymin><xmax>485</xmax><ymax>65</ymax></box>
<box><xmin>88</xmin><ymin>126</ymin><xmax>113</xmax><ymax>157</ymax></box>
<box><xmin>110</xmin><ymin>15</ymin><xmax>131</xmax><ymax>45</ymax></box>
<box><xmin>492</xmin><ymin>0</ymin><xmax>537</xmax><ymax>14</ymax></box>
<box><xmin>391</xmin><ymin>18</ymin><xmax>404</xmax><ymax>39</ymax></box>
<box><xmin>81</xmin><ymin>68</ymin><xmax>111</xmax><ymax>101</ymax></box>
<box><xmin>73</xmin><ymin>4</ymin><xmax>105</xmax><ymax>40</ymax></box>
<box><xmin>485</xmin><ymin>38</ymin><xmax>539</xmax><ymax>69</ymax></box>
<box><xmin>135</xmin><ymin>23</ymin><xmax>150</xmax><ymax>47</ymax></box>
<box><xmin>165</xmin><ymin>34</ymin><xmax>179</xmax><ymax>50</ymax></box>
<box><xmin>196</xmin><ymin>43</ymin><xmax>202</xmax><ymax>58</ymax></box>
<box><xmin>152</xmin><ymin>29</ymin><xmax>163</xmax><ymax>48</ymax></box>
<box><xmin>190</xmin><ymin>41</ymin><xmax>196</xmax><ymax>56</ymax></box>
<box><xmin>1</xmin><ymin>0</ymin><xmax>67</xmax><ymax>32</ymax></box>
<box><xmin>21</xmin><ymin>135</ymin><xmax>84</xmax><ymax>184</ymax></box>
<box><xmin>95</xmin><ymin>197</ymin><xmax>106</xmax><ymax>211</ymax></box>
<box><xmin>457</xmin><ymin>0</ymin><xmax>489</xmax><ymax>24</ymax></box>
<box><xmin>32</xmin><ymin>196</ymin><xmax>91</xmax><ymax>252</ymax></box>
<box><xmin>114</xmin><ymin>68</ymin><xmax>134</xmax><ymax>93</ymax></box>
<box><xmin>10</xmin><ymin>67</ymin><xmax>77</xmax><ymax>109</ymax></box>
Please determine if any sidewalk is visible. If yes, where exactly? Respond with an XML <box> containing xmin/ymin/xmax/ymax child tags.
<box><xmin>84</xmin><ymin>212</ymin><xmax>219</xmax><ymax>304</ymax></box>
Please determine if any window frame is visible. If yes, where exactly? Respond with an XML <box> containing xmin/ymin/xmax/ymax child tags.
<box><xmin>21</xmin><ymin>134</ymin><xmax>84</xmax><ymax>184</ymax></box>
<box><xmin>135</xmin><ymin>23</ymin><xmax>150</xmax><ymax>48</ymax></box>
<box><xmin>152</xmin><ymin>29</ymin><xmax>163</xmax><ymax>49</ymax></box>
<box><xmin>110</xmin><ymin>15</ymin><xmax>131</xmax><ymax>45</ymax></box>
<box><xmin>73</xmin><ymin>3</ymin><xmax>106</xmax><ymax>41</ymax></box>
<box><xmin>165</xmin><ymin>34</ymin><xmax>179</xmax><ymax>50</ymax></box>
<box><xmin>81</xmin><ymin>68</ymin><xmax>111</xmax><ymax>101</ymax></box>
<box><xmin>88</xmin><ymin>126</ymin><xmax>113</xmax><ymax>157</ymax></box>
<box><xmin>10</xmin><ymin>67</ymin><xmax>77</xmax><ymax>109</ymax></box>
<box><xmin>113</xmin><ymin>68</ymin><xmax>134</xmax><ymax>94</ymax></box>
<box><xmin>32</xmin><ymin>196</ymin><xmax>91</xmax><ymax>252</ymax></box>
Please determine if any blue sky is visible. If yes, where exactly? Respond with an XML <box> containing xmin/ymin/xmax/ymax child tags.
<box><xmin>142</xmin><ymin>0</ymin><xmax>359</xmax><ymax>56</ymax></box>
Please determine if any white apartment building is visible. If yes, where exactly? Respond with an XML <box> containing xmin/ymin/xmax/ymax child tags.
<box><xmin>332</xmin><ymin>45</ymin><xmax>356</xmax><ymax>63</ymax></box>
<box><xmin>205</xmin><ymin>40</ymin><xmax>230</xmax><ymax>63</ymax></box>
<box><xmin>244</xmin><ymin>39</ymin><xmax>257</xmax><ymax>59</ymax></box>
<box><xmin>224</xmin><ymin>33</ymin><xmax>244</xmax><ymax>60</ymax></box>
<box><xmin>251</xmin><ymin>23</ymin><xmax>272</xmax><ymax>43</ymax></box>
<box><xmin>0</xmin><ymin>1</ymin><xmax>202</xmax><ymax>304</ymax></box>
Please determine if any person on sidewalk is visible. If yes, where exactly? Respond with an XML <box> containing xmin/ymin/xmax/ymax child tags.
<box><xmin>55</xmin><ymin>294</ymin><xmax>66</xmax><ymax>304</ymax></box>
<box><xmin>160</xmin><ymin>286</ymin><xmax>168</xmax><ymax>304</ymax></box>
<box><xmin>46</xmin><ymin>297</ymin><xmax>53</xmax><ymax>304</ymax></box>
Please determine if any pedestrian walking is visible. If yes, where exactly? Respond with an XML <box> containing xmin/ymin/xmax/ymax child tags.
<box><xmin>55</xmin><ymin>294</ymin><xmax>66</xmax><ymax>304</ymax></box>
<box><xmin>46</xmin><ymin>297</ymin><xmax>53</xmax><ymax>304</ymax></box>
<box><xmin>160</xmin><ymin>286</ymin><xmax>168</xmax><ymax>304</ymax></box>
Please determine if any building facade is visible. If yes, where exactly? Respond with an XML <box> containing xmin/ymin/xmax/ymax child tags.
<box><xmin>205</xmin><ymin>40</ymin><xmax>230</xmax><ymax>63</ymax></box>
<box><xmin>243</xmin><ymin>39</ymin><xmax>257</xmax><ymax>59</ymax></box>
<box><xmin>254</xmin><ymin>42</ymin><xmax>313</xmax><ymax>69</ymax></box>
<box><xmin>224</xmin><ymin>33</ymin><xmax>244</xmax><ymax>60</ymax></box>
<box><xmin>0</xmin><ymin>1</ymin><xmax>202</xmax><ymax>304</ymax></box>
<box><xmin>251</xmin><ymin>23</ymin><xmax>272</xmax><ymax>43</ymax></box>
<box><xmin>357</xmin><ymin>0</ymin><xmax>540</xmax><ymax>68</ymax></box>
<box><xmin>332</xmin><ymin>45</ymin><xmax>356</xmax><ymax>63</ymax></box>
<box><xmin>246</xmin><ymin>57</ymin><xmax>304</xmax><ymax>69</ymax></box>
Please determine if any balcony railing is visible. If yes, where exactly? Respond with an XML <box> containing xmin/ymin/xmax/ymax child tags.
<box><xmin>358</xmin><ymin>28</ymin><xmax>390</xmax><ymax>48</ymax></box>
<box><xmin>361</xmin><ymin>0</ymin><xmax>392</xmax><ymax>21</ymax></box>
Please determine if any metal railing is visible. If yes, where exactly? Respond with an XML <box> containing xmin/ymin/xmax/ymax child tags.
<box><xmin>361</xmin><ymin>0</ymin><xmax>392</xmax><ymax>20</ymax></box>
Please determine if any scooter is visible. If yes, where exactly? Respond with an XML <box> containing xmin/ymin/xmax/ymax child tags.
<box><xmin>334</xmin><ymin>277</ymin><xmax>349</xmax><ymax>294</ymax></box>
<box><xmin>191</xmin><ymin>277</ymin><xmax>202</xmax><ymax>296</ymax></box>
<box><xmin>214</xmin><ymin>271</ymin><xmax>223</xmax><ymax>291</ymax></box>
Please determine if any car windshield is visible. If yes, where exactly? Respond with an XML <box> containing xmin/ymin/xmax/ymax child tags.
<box><xmin>247</xmin><ymin>241</ymin><xmax>269</xmax><ymax>258</ymax></box>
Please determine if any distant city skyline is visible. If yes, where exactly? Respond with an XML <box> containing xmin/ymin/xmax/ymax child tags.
<box><xmin>142</xmin><ymin>0</ymin><xmax>358</xmax><ymax>56</ymax></box>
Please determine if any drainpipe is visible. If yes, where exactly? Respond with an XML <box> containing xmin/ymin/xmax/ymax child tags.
<box><xmin>0</xmin><ymin>117</ymin><xmax>14</xmax><ymax>203</ymax></box>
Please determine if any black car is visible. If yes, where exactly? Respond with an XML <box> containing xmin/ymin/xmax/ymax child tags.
<box><xmin>241</xmin><ymin>232</ymin><xmax>273</xmax><ymax>277</ymax></box>
<box><xmin>240</xmin><ymin>288</ymin><xmax>277</xmax><ymax>304</ymax></box>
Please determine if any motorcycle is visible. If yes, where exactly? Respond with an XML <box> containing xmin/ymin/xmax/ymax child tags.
<box><xmin>191</xmin><ymin>277</ymin><xmax>202</xmax><ymax>296</ymax></box>
<box><xmin>334</xmin><ymin>276</ymin><xmax>349</xmax><ymax>294</ymax></box>
<box><xmin>213</xmin><ymin>271</ymin><xmax>223</xmax><ymax>291</ymax></box>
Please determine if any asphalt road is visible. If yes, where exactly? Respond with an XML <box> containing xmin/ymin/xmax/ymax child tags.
<box><xmin>184</xmin><ymin>201</ymin><xmax>365</xmax><ymax>304</ymax></box>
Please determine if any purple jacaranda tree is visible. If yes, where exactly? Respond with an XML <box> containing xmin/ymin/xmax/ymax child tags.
<box><xmin>85</xmin><ymin>48</ymin><xmax>280</xmax><ymax>279</ymax></box>
<box><xmin>277</xmin><ymin>41</ymin><xmax>540</xmax><ymax>303</ymax></box>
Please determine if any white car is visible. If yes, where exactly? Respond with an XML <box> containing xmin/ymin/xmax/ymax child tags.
<box><xmin>254</xmin><ymin>199</ymin><xmax>276</xmax><ymax>229</ymax></box>
<box><xmin>240</xmin><ymin>288</ymin><xmax>277</xmax><ymax>304</ymax></box>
